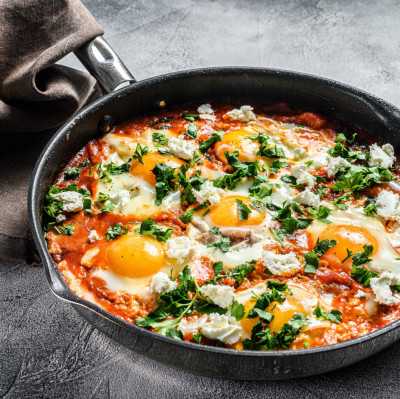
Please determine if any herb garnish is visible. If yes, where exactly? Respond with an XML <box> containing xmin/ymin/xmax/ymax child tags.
<box><xmin>54</xmin><ymin>224</ymin><xmax>75</xmax><ymax>236</ymax></box>
<box><xmin>236</xmin><ymin>199</ymin><xmax>251</xmax><ymax>220</ymax></box>
<box><xmin>152</xmin><ymin>164</ymin><xmax>177</xmax><ymax>205</ymax></box>
<box><xmin>199</xmin><ymin>131</ymin><xmax>222</xmax><ymax>153</ymax></box>
<box><xmin>314</xmin><ymin>306</ymin><xmax>342</xmax><ymax>323</ymax></box>
<box><xmin>304</xmin><ymin>239</ymin><xmax>337</xmax><ymax>273</ymax></box>
<box><xmin>106</xmin><ymin>223</ymin><xmax>128</xmax><ymax>240</ymax></box>
<box><xmin>138</xmin><ymin>219</ymin><xmax>173</xmax><ymax>242</ymax></box>
<box><xmin>132</xmin><ymin>144</ymin><xmax>149</xmax><ymax>164</ymax></box>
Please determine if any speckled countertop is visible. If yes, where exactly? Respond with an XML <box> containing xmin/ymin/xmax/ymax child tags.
<box><xmin>2</xmin><ymin>1</ymin><xmax>400</xmax><ymax>397</ymax></box>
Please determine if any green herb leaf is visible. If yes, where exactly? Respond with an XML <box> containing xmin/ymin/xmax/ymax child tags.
<box><xmin>199</xmin><ymin>131</ymin><xmax>222</xmax><ymax>153</ymax></box>
<box><xmin>236</xmin><ymin>199</ymin><xmax>251</xmax><ymax>220</ymax></box>
<box><xmin>179</xmin><ymin>209</ymin><xmax>194</xmax><ymax>223</ymax></box>
<box><xmin>139</xmin><ymin>219</ymin><xmax>173</xmax><ymax>242</ymax></box>
<box><xmin>132</xmin><ymin>144</ymin><xmax>149</xmax><ymax>164</ymax></box>
<box><xmin>106</xmin><ymin>223</ymin><xmax>128</xmax><ymax>240</ymax></box>
<box><xmin>186</xmin><ymin>123</ymin><xmax>198</xmax><ymax>138</ymax></box>
<box><xmin>54</xmin><ymin>224</ymin><xmax>74</xmax><ymax>236</ymax></box>
<box><xmin>314</xmin><ymin>306</ymin><xmax>342</xmax><ymax>323</ymax></box>
<box><xmin>304</xmin><ymin>239</ymin><xmax>337</xmax><ymax>273</ymax></box>
<box><xmin>230</xmin><ymin>301</ymin><xmax>245</xmax><ymax>320</ymax></box>
<box><xmin>152</xmin><ymin>164</ymin><xmax>177</xmax><ymax>205</ymax></box>
<box><xmin>182</xmin><ymin>113</ymin><xmax>199</xmax><ymax>122</ymax></box>
<box><xmin>152</xmin><ymin>131</ymin><xmax>169</xmax><ymax>146</ymax></box>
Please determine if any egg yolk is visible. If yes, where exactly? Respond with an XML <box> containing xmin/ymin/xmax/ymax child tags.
<box><xmin>268</xmin><ymin>297</ymin><xmax>305</xmax><ymax>333</ymax></box>
<box><xmin>130</xmin><ymin>152</ymin><xmax>183</xmax><ymax>185</ymax></box>
<box><xmin>208</xmin><ymin>195</ymin><xmax>265</xmax><ymax>227</ymax></box>
<box><xmin>106</xmin><ymin>234</ymin><xmax>165</xmax><ymax>278</ymax></box>
<box><xmin>215</xmin><ymin>130</ymin><xmax>258</xmax><ymax>163</ymax></box>
<box><xmin>318</xmin><ymin>224</ymin><xmax>378</xmax><ymax>261</ymax></box>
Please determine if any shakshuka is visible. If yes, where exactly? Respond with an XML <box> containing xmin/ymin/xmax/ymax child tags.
<box><xmin>44</xmin><ymin>103</ymin><xmax>400</xmax><ymax>350</ymax></box>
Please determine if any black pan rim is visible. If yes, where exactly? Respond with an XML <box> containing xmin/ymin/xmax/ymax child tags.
<box><xmin>29</xmin><ymin>65</ymin><xmax>400</xmax><ymax>358</ymax></box>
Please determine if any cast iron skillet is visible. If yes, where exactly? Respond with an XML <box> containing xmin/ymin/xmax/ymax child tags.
<box><xmin>29</xmin><ymin>36</ymin><xmax>400</xmax><ymax>380</ymax></box>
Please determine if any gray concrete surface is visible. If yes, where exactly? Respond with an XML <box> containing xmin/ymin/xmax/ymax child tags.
<box><xmin>2</xmin><ymin>0</ymin><xmax>400</xmax><ymax>397</ymax></box>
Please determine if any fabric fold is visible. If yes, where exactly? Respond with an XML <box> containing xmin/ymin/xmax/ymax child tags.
<box><xmin>0</xmin><ymin>0</ymin><xmax>104</xmax><ymax>133</ymax></box>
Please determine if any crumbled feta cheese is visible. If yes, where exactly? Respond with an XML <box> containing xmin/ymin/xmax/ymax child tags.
<box><xmin>375</xmin><ymin>189</ymin><xmax>400</xmax><ymax>219</ymax></box>
<box><xmin>200</xmin><ymin>284</ymin><xmax>235</xmax><ymax>309</ymax></box>
<box><xmin>326</xmin><ymin>156</ymin><xmax>351</xmax><ymax>177</ymax></box>
<box><xmin>294</xmin><ymin>188</ymin><xmax>320</xmax><ymax>208</ymax></box>
<box><xmin>270</xmin><ymin>185</ymin><xmax>291</xmax><ymax>208</ymax></box>
<box><xmin>150</xmin><ymin>272</ymin><xmax>177</xmax><ymax>295</ymax></box>
<box><xmin>197</xmin><ymin>103</ymin><xmax>213</xmax><ymax>114</ymax></box>
<box><xmin>51</xmin><ymin>191</ymin><xmax>84</xmax><ymax>212</ymax></box>
<box><xmin>166</xmin><ymin>236</ymin><xmax>194</xmax><ymax>260</ymax></box>
<box><xmin>55</xmin><ymin>214</ymin><xmax>66</xmax><ymax>223</ymax></box>
<box><xmin>167</xmin><ymin>136</ymin><xmax>198</xmax><ymax>160</ymax></box>
<box><xmin>292</xmin><ymin>164</ymin><xmax>316</xmax><ymax>187</ymax></box>
<box><xmin>194</xmin><ymin>180</ymin><xmax>224</xmax><ymax>205</ymax></box>
<box><xmin>368</xmin><ymin>143</ymin><xmax>395</xmax><ymax>169</ymax></box>
<box><xmin>110</xmin><ymin>189</ymin><xmax>131</xmax><ymax>211</ymax></box>
<box><xmin>225</xmin><ymin>105</ymin><xmax>256</xmax><ymax>122</ymax></box>
<box><xmin>309</xmin><ymin>154</ymin><xmax>328</xmax><ymax>168</ymax></box>
<box><xmin>88</xmin><ymin>229</ymin><xmax>99</xmax><ymax>243</ymax></box>
<box><xmin>390</xmin><ymin>228</ymin><xmax>400</xmax><ymax>247</ymax></box>
<box><xmin>199</xmin><ymin>313</ymin><xmax>243</xmax><ymax>345</ymax></box>
<box><xmin>197</xmin><ymin>103</ymin><xmax>215</xmax><ymax>120</ymax></box>
<box><xmin>179</xmin><ymin>315</ymin><xmax>208</xmax><ymax>336</ymax></box>
<box><xmin>370</xmin><ymin>272</ymin><xmax>400</xmax><ymax>305</ymax></box>
<box><xmin>263</xmin><ymin>251</ymin><xmax>302</xmax><ymax>276</ymax></box>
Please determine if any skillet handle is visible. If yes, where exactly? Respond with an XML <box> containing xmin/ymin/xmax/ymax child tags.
<box><xmin>75</xmin><ymin>36</ymin><xmax>136</xmax><ymax>93</ymax></box>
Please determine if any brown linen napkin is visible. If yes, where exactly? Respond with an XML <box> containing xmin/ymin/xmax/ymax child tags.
<box><xmin>0</xmin><ymin>0</ymin><xmax>103</xmax><ymax>133</ymax></box>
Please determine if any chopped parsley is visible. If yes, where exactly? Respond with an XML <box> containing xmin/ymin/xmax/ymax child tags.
<box><xmin>152</xmin><ymin>131</ymin><xmax>169</xmax><ymax>146</ymax></box>
<box><xmin>314</xmin><ymin>306</ymin><xmax>342</xmax><ymax>323</ymax></box>
<box><xmin>152</xmin><ymin>164</ymin><xmax>177</xmax><ymax>205</ymax></box>
<box><xmin>186</xmin><ymin>123</ymin><xmax>197</xmax><ymax>138</ymax></box>
<box><xmin>177</xmin><ymin>166</ymin><xmax>204</xmax><ymax>206</ymax></box>
<box><xmin>212</xmin><ymin>260</ymin><xmax>256</xmax><ymax>285</ymax></box>
<box><xmin>274</xmin><ymin>203</ymin><xmax>312</xmax><ymax>235</ymax></box>
<box><xmin>230</xmin><ymin>301</ymin><xmax>245</xmax><ymax>320</ymax></box>
<box><xmin>236</xmin><ymin>199</ymin><xmax>251</xmax><ymax>220</ymax></box>
<box><xmin>54</xmin><ymin>224</ymin><xmax>74</xmax><ymax>236</ymax></box>
<box><xmin>64</xmin><ymin>167</ymin><xmax>81</xmax><ymax>180</ymax></box>
<box><xmin>347</xmin><ymin>245</ymin><xmax>377</xmax><ymax>287</ymax></box>
<box><xmin>208</xmin><ymin>232</ymin><xmax>231</xmax><ymax>253</ymax></box>
<box><xmin>96</xmin><ymin>192</ymin><xmax>115</xmax><ymax>213</ymax></box>
<box><xmin>132</xmin><ymin>144</ymin><xmax>149</xmax><ymax>164</ymax></box>
<box><xmin>179</xmin><ymin>209</ymin><xmax>194</xmax><ymax>223</ymax></box>
<box><xmin>363</xmin><ymin>199</ymin><xmax>377</xmax><ymax>216</ymax></box>
<box><xmin>213</xmin><ymin>151</ymin><xmax>260</xmax><ymax>190</ymax></box>
<box><xmin>199</xmin><ymin>131</ymin><xmax>222</xmax><ymax>153</ymax></box>
<box><xmin>254</xmin><ymin>134</ymin><xmax>286</xmax><ymax>159</ymax></box>
<box><xmin>249</xmin><ymin>176</ymin><xmax>273</xmax><ymax>199</ymax></box>
<box><xmin>106</xmin><ymin>223</ymin><xmax>128</xmax><ymax>240</ymax></box>
<box><xmin>308</xmin><ymin>205</ymin><xmax>331</xmax><ymax>223</ymax></box>
<box><xmin>332</xmin><ymin>166</ymin><xmax>392</xmax><ymax>193</ymax></box>
<box><xmin>270</xmin><ymin>160</ymin><xmax>288</xmax><ymax>174</ymax></box>
<box><xmin>98</xmin><ymin>161</ymin><xmax>130</xmax><ymax>182</ymax></box>
<box><xmin>182</xmin><ymin>112</ymin><xmax>199</xmax><ymax>122</ymax></box>
<box><xmin>304</xmin><ymin>239</ymin><xmax>337</xmax><ymax>273</ymax></box>
<box><xmin>138</xmin><ymin>219</ymin><xmax>173</xmax><ymax>242</ymax></box>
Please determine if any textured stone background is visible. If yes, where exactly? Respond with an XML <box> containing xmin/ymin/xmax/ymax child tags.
<box><xmin>2</xmin><ymin>0</ymin><xmax>400</xmax><ymax>397</ymax></box>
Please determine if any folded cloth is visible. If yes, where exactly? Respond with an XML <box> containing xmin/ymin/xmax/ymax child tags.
<box><xmin>0</xmin><ymin>0</ymin><xmax>103</xmax><ymax>133</ymax></box>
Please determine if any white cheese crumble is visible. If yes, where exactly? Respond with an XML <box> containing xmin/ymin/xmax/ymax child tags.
<box><xmin>199</xmin><ymin>313</ymin><xmax>243</xmax><ymax>345</ymax></box>
<box><xmin>51</xmin><ymin>191</ymin><xmax>84</xmax><ymax>213</ymax></box>
<box><xmin>88</xmin><ymin>229</ymin><xmax>99</xmax><ymax>243</ymax></box>
<box><xmin>263</xmin><ymin>251</ymin><xmax>302</xmax><ymax>276</ymax></box>
<box><xmin>166</xmin><ymin>236</ymin><xmax>194</xmax><ymax>260</ymax></box>
<box><xmin>109</xmin><ymin>189</ymin><xmax>131</xmax><ymax>211</ymax></box>
<box><xmin>375</xmin><ymin>189</ymin><xmax>400</xmax><ymax>219</ymax></box>
<box><xmin>370</xmin><ymin>272</ymin><xmax>400</xmax><ymax>305</ymax></box>
<box><xmin>194</xmin><ymin>180</ymin><xmax>224</xmax><ymax>205</ymax></box>
<box><xmin>225</xmin><ymin>105</ymin><xmax>256</xmax><ymax>122</ymax></box>
<box><xmin>197</xmin><ymin>103</ymin><xmax>215</xmax><ymax>121</ymax></box>
<box><xmin>294</xmin><ymin>188</ymin><xmax>320</xmax><ymax>208</ymax></box>
<box><xmin>55</xmin><ymin>214</ymin><xmax>66</xmax><ymax>223</ymax></box>
<box><xmin>150</xmin><ymin>272</ymin><xmax>177</xmax><ymax>295</ymax></box>
<box><xmin>368</xmin><ymin>143</ymin><xmax>395</xmax><ymax>169</ymax></box>
<box><xmin>326</xmin><ymin>156</ymin><xmax>351</xmax><ymax>177</ymax></box>
<box><xmin>308</xmin><ymin>154</ymin><xmax>328</xmax><ymax>168</ymax></box>
<box><xmin>200</xmin><ymin>284</ymin><xmax>235</xmax><ymax>309</ymax></box>
<box><xmin>292</xmin><ymin>164</ymin><xmax>316</xmax><ymax>187</ymax></box>
<box><xmin>270</xmin><ymin>185</ymin><xmax>291</xmax><ymax>208</ymax></box>
<box><xmin>179</xmin><ymin>315</ymin><xmax>208</xmax><ymax>336</ymax></box>
<box><xmin>167</xmin><ymin>136</ymin><xmax>198</xmax><ymax>160</ymax></box>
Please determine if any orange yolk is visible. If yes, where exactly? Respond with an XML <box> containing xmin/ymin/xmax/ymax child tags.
<box><xmin>268</xmin><ymin>297</ymin><xmax>305</xmax><ymax>333</ymax></box>
<box><xmin>215</xmin><ymin>129</ymin><xmax>258</xmax><ymax>163</ymax></box>
<box><xmin>105</xmin><ymin>234</ymin><xmax>165</xmax><ymax>278</ymax></box>
<box><xmin>130</xmin><ymin>152</ymin><xmax>183</xmax><ymax>185</ymax></box>
<box><xmin>208</xmin><ymin>195</ymin><xmax>265</xmax><ymax>227</ymax></box>
<box><xmin>318</xmin><ymin>224</ymin><xmax>378</xmax><ymax>262</ymax></box>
